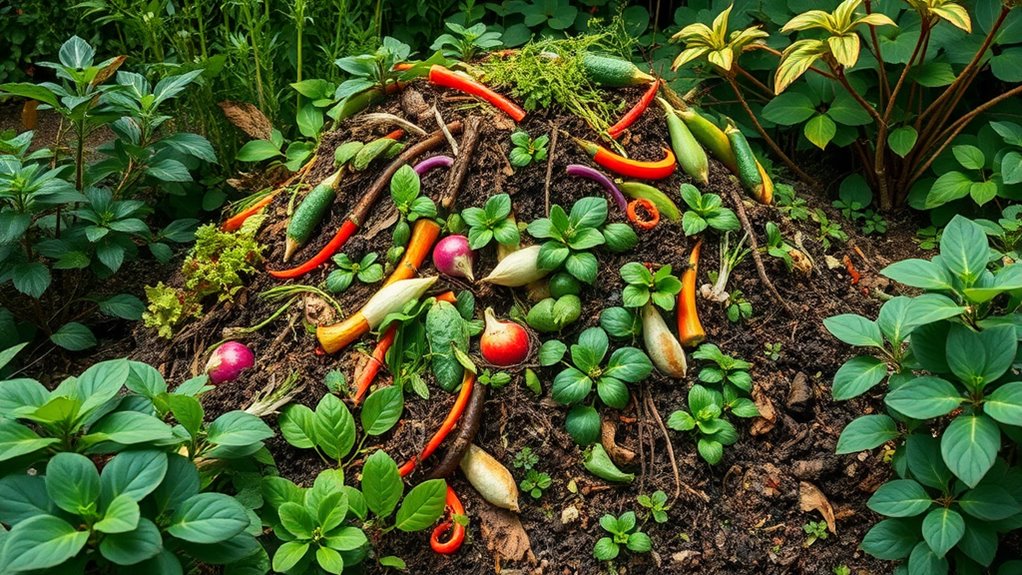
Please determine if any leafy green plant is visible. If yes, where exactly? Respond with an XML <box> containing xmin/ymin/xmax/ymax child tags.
<box><xmin>391</xmin><ymin>165</ymin><xmax>438</xmax><ymax>223</ymax></box>
<box><xmin>593</xmin><ymin>511</ymin><xmax>652</xmax><ymax>561</ymax></box>
<box><xmin>679</xmin><ymin>184</ymin><xmax>740</xmax><ymax>236</ymax></box>
<box><xmin>803</xmin><ymin>520</ymin><xmax>830</xmax><ymax>547</ymax></box>
<box><xmin>333</xmin><ymin>37</ymin><xmax>412</xmax><ymax>114</ymax></box>
<box><xmin>823</xmin><ymin>215</ymin><xmax>1022</xmax><ymax>574</ymax></box>
<box><xmin>667</xmin><ymin>384</ymin><xmax>740</xmax><ymax>465</ymax></box>
<box><xmin>600</xmin><ymin>306</ymin><xmax>642</xmax><ymax>341</ymax></box>
<box><xmin>327</xmin><ymin>252</ymin><xmax>385</xmax><ymax>293</ymax></box>
<box><xmin>637</xmin><ymin>490</ymin><xmax>670</xmax><ymax>524</ymax></box>
<box><xmin>691</xmin><ymin>343</ymin><xmax>757</xmax><ymax>412</ymax></box>
<box><xmin>811</xmin><ymin>209</ymin><xmax>848</xmax><ymax>250</ymax></box>
<box><xmin>764</xmin><ymin>222</ymin><xmax>797</xmax><ymax>271</ymax></box>
<box><xmin>726</xmin><ymin>290</ymin><xmax>752</xmax><ymax>323</ymax></box>
<box><xmin>915</xmin><ymin>225</ymin><xmax>942</xmax><ymax>251</ymax></box>
<box><xmin>431</xmin><ymin>21</ymin><xmax>503</xmax><ymax>61</ymax></box>
<box><xmin>509</xmin><ymin>131</ymin><xmax>549</xmax><ymax>168</ymax></box>
<box><xmin>775</xmin><ymin>183</ymin><xmax>809</xmax><ymax>221</ymax></box>
<box><xmin>833</xmin><ymin>565</ymin><xmax>851</xmax><ymax>575</ymax></box>
<box><xmin>478</xmin><ymin>369</ymin><xmax>512</xmax><ymax>388</ymax></box>
<box><xmin>520</xmin><ymin>468</ymin><xmax>552</xmax><ymax>499</ymax></box>
<box><xmin>619</xmin><ymin>262</ymin><xmax>682</xmax><ymax>311</ymax></box>
<box><xmin>461</xmin><ymin>193</ymin><xmax>520</xmax><ymax>250</ymax></box>
<box><xmin>512</xmin><ymin>446</ymin><xmax>539</xmax><ymax>470</ymax></box>
<box><xmin>763</xmin><ymin>342</ymin><xmax>782</xmax><ymax>362</ymax></box>
<box><xmin>542</xmin><ymin>327</ymin><xmax>653</xmax><ymax>445</ymax></box>
<box><xmin>527</xmin><ymin>196</ymin><xmax>638</xmax><ymax>284</ymax></box>
<box><xmin>978</xmin><ymin>204</ymin><xmax>1022</xmax><ymax>262</ymax></box>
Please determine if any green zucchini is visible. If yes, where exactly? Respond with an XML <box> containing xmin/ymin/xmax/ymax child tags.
<box><xmin>725</xmin><ymin>120</ymin><xmax>763</xmax><ymax>194</ymax></box>
<box><xmin>284</xmin><ymin>173</ymin><xmax>340</xmax><ymax>261</ymax></box>
<box><xmin>678</xmin><ymin>108</ymin><xmax>738</xmax><ymax>174</ymax></box>
<box><xmin>581</xmin><ymin>53</ymin><xmax>655</xmax><ymax>88</ymax></box>
<box><xmin>352</xmin><ymin>137</ymin><xmax>400</xmax><ymax>171</ymax></box>
<box><xmin>659</xmin><ymin>98</ymin><xmax>709</xmax><ymax>185</ymax></box>
<box><xmin>618</xmin><ymin>181</ymin><xmax>682</xmax><ymax>223</ymax></box>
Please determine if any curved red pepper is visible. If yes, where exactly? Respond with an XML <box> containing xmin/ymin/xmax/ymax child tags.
<box><xmin>267</xmin><ymin>220</ymin><xmax>358</xmax><ymax>279</ymax></box>
<box><xmin>608</xmin><ymin>79</ymin><xmax>661</xmax><ymax>139</ymax></box>
<box><xmin>430</xmin><ymin>486</ymin><xmax>466</xmax><ymax>554</ymax></box>
<box><xmin>574</xmin><ymin>137</ymin><xmax>676</xmax><ymax>180</ymax></box>
<box><xmin>428</xmin><ymin>65</ymin><xmax>526</xmax><ymax>122</ymax></box>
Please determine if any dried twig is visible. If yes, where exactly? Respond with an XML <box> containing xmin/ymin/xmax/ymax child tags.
<box><xmin>441</xmin><ymin>116</ymin><xmax>483</xmax><ymax>211</ymax></box>
<box><xmin>358</xmin><ymin>112</ymin><xmax>427</xmax><ymax>136</ymax></box>
<box><xmin>724</xmin><ymin>185</ymin><xmax>793</xmax><ymax>316</ymax></box>
<box><xmin>433</xmin><ymin>107</ymin><xmax>459</xmax><ymax>156</ymax></box>
<box><xmin>543</xmin><ymin>124</ymin><xmax>559</xmax><ymax>217</ymax></box>
<box><xmin>644</xmin><ymin>388</ymin><xmax>709</xmax><ymax>504</ymax></box>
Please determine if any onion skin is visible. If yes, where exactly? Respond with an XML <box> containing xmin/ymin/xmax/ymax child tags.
<box><xmin>565</xmin><ymin>164</ymin><xmax>627</xmax><ymax>212</ymax></box>
<box><xmin>480</xmin><ymin>308</ymin><xmax>530</xmax><ymax>366</ymax></box>
<box><xmin>459</xmin><ymin>443</ymin><xmax>520</xmax><ymax>512</ymax></box>
<box><xmin>641</xmin><ymin>303</ymin><xmax>687</xmax><ymax>378</ymax></box>
<box><xmin>205</xmin><ymin>341</ymin><xmax>255</xmax><ymax>384</ymax></box>
<box><xmin>414</xmin><ymin>155</ymin><xmax>455</xmax><ymax>175</ymax></box>
<box><xmin>480</xmin><ymin>245</ymin><xmax>548</xmax><ymax>287</ymax></box>
<box><xmin>432</xmin><ymin>235</ymin><xmax>475</xmax><ymax>282</ymax></box>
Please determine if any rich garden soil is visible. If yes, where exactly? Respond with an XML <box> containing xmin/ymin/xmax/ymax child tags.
<box><xmin>46</xmin><ymin>85</ymin><xmax>930</xmax><ymax>574</ymax></box>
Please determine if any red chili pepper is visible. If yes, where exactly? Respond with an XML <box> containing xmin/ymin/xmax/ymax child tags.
<box><xmin>398</xmin><ymin>371</ymin><xmax>476</xmax><ymax>477</ymax></box>
<box><xmin>843</xmin><ymin>255</ymin><xmax>862</xmax><ymax>286</ymax></box>
<box><xmin>430</xmin><ymin>486</ymin><xmax>466</xmax><ymax>554</ymax></box>
<box><xmin>428</xmin><ymin>65</ymin><xmax>526</xmax><ymax>122</ymax></box>
<box><xmin>627</xmin><ymin>198</ymin><xmax>660</xmax><ymax>230</ymax></box>
<box><xmin>608</xmin><ymin>79</ymin><xmax>661</xmax><ymax>139</ymax></box>
<box><xmin>573</xmin><ymin>137</ymin><xmax>676</xmax><ymax>180</ymax></box>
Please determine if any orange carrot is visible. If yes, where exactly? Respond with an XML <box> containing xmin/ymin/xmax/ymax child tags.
<box><xmin>398</xmin><ymin>371</ymin><xmax>476</xmax><ymax>477</ymax></box>
<box><xmin>386</xmin><ymin>219</ymin><xmax>442</xmax><ymax>286</ymax></box>
<box><xmin>677</xmin><ymin>240</ymin><xmax>706</xmax><ymax>347</ymax></box>
<box><xmin>222</xmin><ymin>191</ymin><xmax>281</xmax><ymax>232</ymax></box>
<box><xmin>318</xmin><ymin>312</ymin><xmax>371</xmax><ymax>355</ymax></box>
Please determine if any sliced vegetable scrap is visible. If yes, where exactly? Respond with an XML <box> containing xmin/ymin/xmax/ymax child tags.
<box><xmin>428</xmin><ymin>65</ymin><xmax>526</xmax><ymax>122</ymax></box>
<box><xmin>627</xmin><ymin>198</ymin><xmax>660</xmax><ymax>230</ymax></box>
<box><xmin>619</xmin><ymin>181</ymin><xmax>681</xmax><ymax>223</ymax></box>
<box><xmin>571</xmin><ymin>136</ymin><xmax>676</xmax><ymax>180</ymax></box>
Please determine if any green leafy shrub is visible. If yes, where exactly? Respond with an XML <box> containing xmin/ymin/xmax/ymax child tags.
<box><xmin>619</xmin><ymin>262</ymin><xmax>682</xmax><ymax>311</ymax></box>
<box><xmin>461</xmin><ymin>193</ymin><xmax>520</xmax><ymax>250</ymax></box>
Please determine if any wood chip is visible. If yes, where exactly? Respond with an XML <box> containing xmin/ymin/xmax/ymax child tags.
<box><xmin>477</xmin><ymin>504</ymin><xmax>535</xmax><ymax>564</ymax></box>
<box><xmin>798</xmin><ymin>481</ymin><xmax>837</xmax><ymax>534</ymax></box>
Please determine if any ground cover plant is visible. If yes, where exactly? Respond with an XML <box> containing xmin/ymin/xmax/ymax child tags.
<box><xmin>0</xmin><ymin>1</ymin><xmax>1021</xmax><ymax>574</ymax></box>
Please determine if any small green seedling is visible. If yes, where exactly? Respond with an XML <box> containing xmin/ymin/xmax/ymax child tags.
<box><xmin>764</xmin><ymin>342</ymin><xmax>782</xmax><ymax>362</ymax></box>
<box><xmin>327</xmin><ymin>251</ymin><xmax>384</xmax><ymax>293</ymax></box>
<box><xmin>637</xmin><ymin>490</ymin><xmax>670</xmax><ymax>523</ymax></box>
<box><xmin>520</xmin><ymin>469</ymin><xmax>552</xmax><ymax>499</ymax></box>
<box><xmin>619</xmin><ymin>262</ymin><xmax>682</xmax><ymax>311</ymax></box>
<box><xmin>593</xmin><ymin>511</ymin><xmax>652</xmax><ymax>561</ymax></box>
<box><xmin>803</xmin><ymin>520</ymin><xmax>829</xmax><ymax>547</ymax></box>
<box><xmin>509</xmin><ymin>131</ymin><xmax>549</xmax><ymax>167</ymax></box>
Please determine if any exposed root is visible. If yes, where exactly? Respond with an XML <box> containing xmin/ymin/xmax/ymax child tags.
<box><xmin>724</xmin><ymin>185</ymin><xmax>794</xmax><ymax>316</ymax></box>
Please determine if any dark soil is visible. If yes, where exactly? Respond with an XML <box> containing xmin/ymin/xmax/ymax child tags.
<box><xmin>122</xmin><ymin>84</ymin><xmax>928</xmax><ymax>575</ymax></box>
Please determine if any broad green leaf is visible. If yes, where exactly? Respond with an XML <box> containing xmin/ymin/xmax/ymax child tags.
<box><xmin>323</xmin><ymin>526</ymin><xmax>368</xmax><ymax>552</ymax></box>
<box><xmin>0</xmin><ymin>420</ymin><xmax>59</xmax><ymax>462</ymax></box>
<box><xmin>565</xmin><ymin>405</ymin><xmax>601</xmax><ymax>445</ymax></box>
<box><xmin>272</xmin><ymin>541</ymin><xmax>310</xmax><ymax>573</ymax></box>
<box><xmin>360</xmin><ymin>387</ymin><xmax>403</xmax><ymax>436</ymax></box>
<box><xmin>278</xmin><ymin>502</ymin><xmax>316</xmax><ymax>539</ymax></box>
<box><xmin>823</xmin><ymin>314</ymin><xmax>884</xmax><ymax>348</ymax></box>
<box><xmin>362</xmin><ymin>450</ymin><xmax>403</xmax><ymax>518</ymax></box>
<box><xmin>50</xmin><ymin>322</ymin><xmax>96</xmax><ymax>351</ymax></box>
<box><xmin>958</xmin><ymin>485</ymin><xmax>1021</xmax><ymax>521</ymax></box>
<box><xmin>885</xmin><ymin>376</ymin><xmax>963</xmax><ymax>419</ymax></box>
<box><xmin>985</xmin><ymin>382</ymin><xmax>1022</xmax><ymax>426</ymax></box>
<box><xmin>939</xmin><ymin>215</ymin><xmax>990</xmax><ymax>284</ymax></box>
<box><xmin>206</xmin><ymin>411</ymin><xmax>273</xmax><ymax>447</ymax></box>
<box><xmin>314</xmin><ymin>394</ymin><xmax>356</xmax><ymax>461</ymax></box>
<box><xmin>925</xmin><ymin>171</ymin><xmax>974</xmax><ymax>208</ymax></box>
<box><xmin>551</xmin><ymin>368</ymin><xmax>592</xmax><ymax>405</ymax></box>
<box><xmin>953</xmin><ymin>145</ymin><xmax>985</xmax><ymax>170</ymax></box>
<box><xmin>394</xmin><ymin>479</ymin><xmax>447</xmax><ymax>532</ymax></box>
<box><xmin>888</xmin><ymin>126</ymin><xmax>918</xmax><ymax>157</ymax></box>
<box><xmin>278</xmin><ymin>404</ymin><xmax>317</xmax><ymax>449</ymax></box>
<box><xmin>0</xmin><ymin>475</ymin><xmax>51</xmax><ymax>525</ymax></box>
<box><xmin>84</xmin><ymin>411</ymin><xmax>174</xmax><ymax>446</ymax></box>
<box><xmin>908</xmin><ymin>540</ymin><xmax>948</xmax><ymax>575</ymax></box>
<box><xmin>921</xmin><ymin>507</ymin><xmax>965</xmax><ymax>558</ymax></box>
<box><xmin>236</xmin><ymin>140</ymin><xmax>282</xmax><ymax>162</ymax></box>
<box><xmin>940</xmin><ymin>415</ymin><xmax>999</xmax><ymax>488</ymax></box>
<box><xmin>45</xmin><ymin>453</ymin><xmax>100</xmax><ymax>516</ymax></box>
<box><xmin>946</xmin><ymin>324</ymin><xmax>1015</xmax><ymax>389</ymax></box>
<box><xmin>1002</xmin><ymin>151</ymin><xmax>1022</xmax><ymax>185</ymax></box>
<box><xmin>761</xmin><ymin>92</ymin><xmax>816</xmax><ymax>125</ymax></box>
<box><xmin>94</xmin><ymin>494</ymin><xmax>141</xmax><ymax>534</ymax></box>
<box><xmin>861</xmin><ymin>518</ymin><xmax>919</xmax><ymax>560</ymax></box>
<box><xmin>804</xmin><ymin>114</ymin><xmax>836</xmax><ymax>149</ymax></box>
<box><xmin>867</xmin><ymin>479</ymin><xmax>932</xmax><ymax>517</ymax></box>
<box><xmin>836</xmin><ymin>415</ymin><xmax>898</xmax><ymax>454</ymax></box>
<box><xmin>881</xmin><ymin>259</ymin><xmax>954</xmax><ymax>291</ymax></box>
<box><xmin>906</xmin><ymin>434</ymin><xmax>952</xmax><ymax>490</ymax></box>
<box><xmin>100</xmin><ymin>450</ymin><xmax>168</xmax><ymax>504</ymax></box>
<box><xmin>0</xmin><ymin>515</ymin><xmax>88</xmax><ymax>572</ymax></box>
<box><xmin>832</xmin><ymin>356</ymin><xmax>888</xmax><ymax>400</ymax></box>
<box><xmin>98</xmin><ymin>517</ymin><xmax>162</xmax><ymax>565</ymax></box>
<box><xmin>166</xmin><ymin>493</ymin><xmax>249</xmax><ymax>544</ymax></box>
<box><xmin>151</xmin><ymin>454</ymin><xmax>199</xmax><ymax>515</ymax></box>
<box><xmin>316</xmin><ymin>545</ymin><xmax>344</xmax><ymax>574</ymax></box>
<box><xmin>957</xmin><ymin>519</ymin><xmax>997</xmax><ymax>567</ymax></box>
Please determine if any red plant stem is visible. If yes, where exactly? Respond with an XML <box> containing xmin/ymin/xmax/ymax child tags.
<box><xmin>608</xmin><ymin>79</ymin><xmax>661</xmax><ymax>138</ymax></box>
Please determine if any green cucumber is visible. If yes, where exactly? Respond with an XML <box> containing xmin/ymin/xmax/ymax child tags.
<box><xmin>725</xmin><ymin>120</ymin><xmax>763</xmax><ymax>193</ymax></box>
<box><xmin>618</xmin><ymin>182</ymin><xmax>682</xmax><ymax>223</ymax></box>
<box><xmin>659</xmin><ymin>99</ymin><xmax>709</xmax><ymax>185</ymax></box>
<box><xmin>352</xmin><ymin>137</ymin><xmax>401</xmax><ymax>171</ymax></box>
<box><xmin>334</xmin><ymin>141</ymin><xmax>364</xmax><ymax>167</ymax></box>
<box><xmin>581</xmin><ymin>53</ymin><xmax>656</xmax><ymax>88</ymax></box>
<box><xmin>287</xmin><ymin>182</ymin><xmax>336</xmax><ymax>247</ymax></box>
<box><xmin>678</xmin><ymin>108</ymin><xmax>738</xmax><ymax>174</ymax></box>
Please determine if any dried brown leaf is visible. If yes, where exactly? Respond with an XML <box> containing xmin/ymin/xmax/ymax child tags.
<box><xmin>219</xmin><ymin>100</ymin><xmax>273</xmax><ymax>140</ymax></box>
<box><xmin>750</xmin><ymin>385</ymin><xmax>777</xmax><ymax>436</ymax></box>
<box><xmin>798</xmin><ymin>481</ymin><xmax>836</xmax><ymax>534</ymax></box>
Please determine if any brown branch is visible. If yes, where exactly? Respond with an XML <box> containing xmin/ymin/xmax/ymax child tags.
<box><xmin>734</xmin><ymin>65</ymin><xmax>774</xmax><ymax>98</ymax></box>
<box><xmin>543</xmin><ymin>124</ymin><xmax>559</xmax><ymax>217</ymax></box>
<box><xmin>725</xmin><ymin>185</ymin><xmax>793</xmax><ymax>316</ymax></box>
<box><xmin>724</xmin><ymin>75</ymin><xmax>819</xmax><ymax>188</ymax></box>
<box><xmin>864</xmin><ymin>0</ymin><xmax>891</xmax><ymax>106</ymax></box>
<box><xmin>644</xmin><ymin>387</ymin><xmax>709</xmax><ymax>504</ymax></box>
<box><xmin>440</xmin><ymin>116</ymin><xmax>482</xmax><ymax>211</ymax></box>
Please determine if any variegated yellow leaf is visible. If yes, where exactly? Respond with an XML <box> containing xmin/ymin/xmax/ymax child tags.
<box><xmin>729</xmin><ymin>27</ymin><xmax>770</xmax><ymax>51</ymax></box>
<box><xmin>828</xmin><ymin>34</ymin><xmax>861</xmax><ymax>68</ymax></box>
<box><xmin>707</xmin><ymin>47</ymin><xmax>735</xmax><ymax>71</ymax></box>
<box><xmin>672</xmin><ymin>47</ymin><xmax>711</xmax><ymax>70</ymax></box>
<box><xmin>833</xmin><ymin>0</ymin><xmax>864</xmax><ymax>29</ymax></box>
<box><xmin>856</xmin><ymin>13</ymin><xmax>897</xmax><ymax>28</ymax></box>
<box><xmin>930</xmin><ymin>4</ymin><xmax>972</xmax><ymax>32</ymax></box>
<box><xmin>775</xmin><ymin>39</ymin><xmax>827</xmax><ymax>94</ymax></box>
<box><xmin>672</xmin><ymin>22</ymin><xmax>715</xmax><ymax>44</ymax></box>
<box><xmin>711</xmin><ymin>4</ymin><xmax>735</xmax><ymax>46</ymax></box>
<box><xmin>781</xmin><ymin>10</ymin><xmax>834</xmax><ymax>33</ymax></box>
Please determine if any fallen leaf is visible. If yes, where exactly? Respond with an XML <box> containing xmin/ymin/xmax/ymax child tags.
<box><xmin>600</xmin><ymin>419</ymin><xmax>636</xmax><ymax>466</ymax></box>
<box><xmin>363</xmin><ymin>207</ymin><xmax>399</xmax><ymax>241</ymax></box>
<box><xmin>799</xmin><ymin>481</ymin><xmax>837</xmax><ymax>534</ymax></box>
<box><xmin>477</xmin><ymin>504</ymin><xmax>534</xmax><ymax>564</ymax></box>
<box><xmin>219</xmin><ymin>100</ymin><xmax>273</xmax><ymax>140</ymax></box>
<box><xmin>750</xmin><ymin>386</ymin><xmax>777</xmax><ymax>436</ymax></box>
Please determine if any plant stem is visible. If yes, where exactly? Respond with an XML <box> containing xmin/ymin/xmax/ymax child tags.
<box><xmin>863</xmin><ymin>0</ymin><xmax>891</xmax><ymax>106</ymax></box>
<box><xmin>723</xmin><ymin>74</ymin><xmax>818</xmax><ymax>187</ymax></box>
<box><xmin>734</xmin><ymin>65</ymin><xmax>773</xmax><ymax>98</ymax></box>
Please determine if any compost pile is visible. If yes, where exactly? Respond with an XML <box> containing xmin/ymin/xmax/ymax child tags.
<box><xmin>134</xmin><ymin>75</ymin><xmax>920</xmax><ymax>574</ymax></box>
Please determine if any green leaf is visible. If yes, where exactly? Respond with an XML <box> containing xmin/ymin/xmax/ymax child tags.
<box><xmin>50</xmin><ymin>321</ymin><xmax>97</xmax><ymax>352</ymax></box>
<box><xmin>885</xmin><ymin>376</ymin><xmax>963</xmax><ymax>419</ymax></box>
<box><xmin>761</xmin><ymin>92</ymin><xmax>816</xmax><ymax>125</ymax></box>
<box><xmin>151</xmin><ymin>454</ymin><xmax>199</xmax><ymax>515</ymax></box>
<box><xmin>551</xmin><ymin>368</ymin><xmax>592</xmax><ymax>405</ymax></box>
<box><xmin>565</xmin><ymin>252</ymin><xmax>598</xmax><ymax>284</ymax></box>
<box><xmin>626</xmin><ymin>531</ymin><xmax>652</xmax><ymax>553</ymax></box>
<box><xmin>597</xmin><ymin>377</ymin><xmax>629</xmax><ymax>409</ymax></box>
<box><xmin>940</xmin><ymin>415</ymin><xmax>999</xmax><ymax>488</ymax></box>
<box><xmin>569</xmin><ymin>197</ymin><xmax>608</xmax><ymax>229</ymax></box>
<box><xmin>296</xmin><ymin>103</ymin><xmax>324</xmax><ymax>138</ymax></box>
<box><xmin>888</xmin><ymin>126</ymin><xmax>918</xmax><ymax>158</ymax></box>
<box><xmin>0</xmin><ymin>515</ymin><xmax>88</xmax><ymax>572</ymax></box>
<box><xmin>1002</xmin><ymin>151</ymin><xmax>1022</xmax><ymax>185</ymax></box>
<box><xmin>953</xmin><ymin>145</ymin><xmax>985</xmax><ymax>170</ymax></box>
<box><xmin>593</xmin><ymin>536</ymin><xmax>619</xmax><ymax>560</ymax></box>
<box><xmin>236</xmin><ymin>140</ymin><xmax>282</xmax><ymax>162</ymax></box>
<box><xmin>98</xmin><ymin>294</ymin><xmax>145</xmax><ymax>320</ymax></box>
<box><xmin>362</xmin><ymin>450</ymin><xmax>403</xmax><ymax>519</ymax></box>
<box><xmin>940</xmin><ymin>215</ymin><xmax>990</xmax><ymax>284</ymax></box>
<box><xmin>867</xmin><ymin>480</ymin><xmax>932</xmax><ymax>517</ymax></box>
<box><xmin>861</xmin><ymin>518</ymin><xmax>919</xmax><ymax>560</ymax></box>
<box><xmin>604</xmin><ymin>347</ymin><xmax>653</xmax><ymax>383</ymax></box>
<box><xmin>378</xmin><ymin>555</ymin><xmax>407</xmax><ymax>569</ymax></box>
<box><xmin>925</xmin><ymin>171</ymin><xmax>974</xmax><ymax>208</ymax></box>
<box><xmin>45</xmin><ymin>452</ymin><xmax>100</xmax><ymax>516</ymax></box>
<box><xmin>921</xmin><ymin>507</ymin><xmax>964</xmax><ymax>559</ymax></box>
<box><xmin>958</xmin><ymin>485</ymin><xmax>1022</xmax><ymax>521</ymax></box>
<box><xmin>314</xmin><ymin>394</ymin><xmax>356</xmax><ymax>461</ymax></box>
<box><xmin>168</xmin><ymin>394</ymin><xmax>203</xmax><ymax>438</ymax></box>
<box><xmin>361</xmin><ymin>386</ymin><xmax>403</xmax><ymax>436</ymax></box>
<box><xmin>836</xmin><ymin>415</ymin><xmax>898</xmax><ymax>454</ymax></box>
<box><xmin>906</xmin><ymin>433</ymin><xmax>952</xmax><ymax>490</ymax></box>
<box><xmin>946</xmin><ymin>324</ymin><xmax>1015</xmax><ymax>389</ymax></box>
<box><xmin>207</xmin><ymin>411</ymin><xmax>273</xmax><ymax>447</ymax></box>
<box><xmin>0</xmin><ymin>420</ymin><xmax>59</xmax><ymax>462</ymax></box>
<box><xmin>0</xmin><ymin>475</ymin><xmax>51</xmax><ymax>525</ymax></box>
<box><xmin>100</xmin><ymin>450</ymin><xmax>168</xmax><ymax>504</ymax></box>
<box><xmin>272</xmin><ymin>541</ymin><xmax>310</xmax><ymax>573</ymax></box>
<box><xmin>908</xmin><ymin>540</ymin><xmax>948</xmax><ymax>575</ymax></box>
<box><xmin>564</xmin><ymin>405</ymin><xmax>601</xmax><ymax>445</ymax></box>
<box><xmin>538</xmin><ymin>340</ymin><xmax>567</xmax><ymax>366</ymax></box>
<box><xmin>971</xmin><ymin>181</ymin><xmax>998</xmax><ymax>206</ymax></box>
<box><xmin>985</xmin><ymin>382</ymin><xmax>1022</xmax><ymax>426</ymax></box>
<box><xmin>279</xmin><ymin>404</ymin><xmax>317</xmax><ymax>449</ymax></box>
<box><xmin>278</xmin><ymin>502</ymin><xmax>316</xmax><ymax>538</ymax></box>
<box><xmin>804</xmin><ymin>114</ymin><xmax>836</xmax><ymax>149</ymax></box>
<box><xmin>882</xmin><ymin>259</ymin><xmax>954</xmax><ymax>291</ymax></box>
<box><xmin>94</xmin><ymin>494</ymin><xmax>141</xmax><ymax>534</ymax></box>
<box><xmin>98</xmin><ymin>517</ymin><xmax>162</xmax><ymax>566</ymax></box>
<box><xmin>84</xmin><ymin>410</ymin><xmax>174</xmax><ymax>446</ymax></box>
<box><xmin>832</xmin><ymin>356</ymin><xmax>888</xmax><ymax>400</ymax></box>
<box><xmin>957</xmin><ymin>519</ymin><xmax>997</xmax><ymax>567</ymax></box>
<box><xmin>166</xmin><ymin>493</ymin><xmax>249</xmax><ymax>544</ymax></box>
<box><xmin>394</xmin><ymin>479</ymin><xmax>447</xmax><ymax>532</ymax></box>
<box><xmin>317</xmin><ymin>545</ymin><xmax>345</xmax><ymax>574</ymax></box>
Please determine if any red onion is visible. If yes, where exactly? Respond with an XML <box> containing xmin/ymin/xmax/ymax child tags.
<box><xmin>432</xmin><ymin>234</ymin><xmax>475</xmax><ymax>282</ymax></box>
<box><xmin>414</xmin><ymin>155</ymin><xmax>455</xmax><ymax>175</ymax></box>
<box><xmin>480</xmin><ymin>308</ymin><xmax>530</xmax><ymax>367</ymax></box>
<box><xmin>205</xmin><ymin>341</ymin><xmax>255</xmax><ymax>385</ymax></box>
<box><xmin>565</xmin><ymin>164</ymin><xmax>628</xmax><ymax>212</ymax></box>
